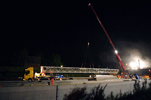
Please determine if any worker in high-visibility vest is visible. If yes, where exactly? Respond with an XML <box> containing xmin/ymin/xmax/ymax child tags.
<box><xmin>42</xmin><ymin>70</ymin><xmax>45</xmax><ymax>76</ymax></box>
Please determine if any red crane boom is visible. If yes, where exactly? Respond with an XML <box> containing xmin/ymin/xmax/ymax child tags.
<box><xmin>88</xmin><ymin>3</ymin><xmax>126</xmax><ymax>71</ymax></box>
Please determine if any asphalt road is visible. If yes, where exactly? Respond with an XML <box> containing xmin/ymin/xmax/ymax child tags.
<box><xmin>0</xmin><ymin>79</ymin><xmax>150</xmax><ymax>100</ymax></box>
<box><xmin>0</xmin><ymin>78</ymin><xmax>132</xmax><ymax>87</ymax></box>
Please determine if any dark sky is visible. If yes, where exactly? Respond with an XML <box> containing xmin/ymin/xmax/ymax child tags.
<box><xmin>1</xmin><ymin>1</ymin><xmax>151</xmax><ymax>68</ymax></box>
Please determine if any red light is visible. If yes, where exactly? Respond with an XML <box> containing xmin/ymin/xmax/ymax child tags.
<box><xmin>88</xmin><ymin>3</ymin><xmax>91</xmax><ymax>6</ymax></box>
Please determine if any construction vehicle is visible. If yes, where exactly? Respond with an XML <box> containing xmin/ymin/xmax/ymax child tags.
<box><xmin>40</xmin><ymin>66</ymin><xmax>68</xmax><ymax>80</ymax></box>
<box><xmin>132</xmin><ymin>68</ymin><xmax>151</xmax><ymax>79</ymax></box>
<box><xmin>23</xmin><ymin>67</ymin><xmax>34</xmax><ymax>81</ymax></box>
<box><xmin>88</xmin><ymin>3</ymin><xmax>142</xmax><ymax>79</ymax></box>
<box><xmin>23</xmin><ymin>67</ymin><xmax>67</xmax><ymax>81</ymax></box>
<box><xmin>23</xmin><ymin>67</ymin><xmax>52</xmax><ymax>81</ymax></box>
<box><xmin>53</xmin><ymin>75</ymin><xmax>66</xmax><ymax>80</ymax></box>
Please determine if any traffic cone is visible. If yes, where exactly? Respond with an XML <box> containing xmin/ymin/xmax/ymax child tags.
<box><xmin>51</xmin><ymin>78</ymin><xmax>54</xmax><ymax>85</ymax></box>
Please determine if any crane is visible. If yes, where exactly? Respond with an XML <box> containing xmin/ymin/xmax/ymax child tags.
<box><xmin>88</xmin><ymin>3</ymin><xmax>126</xmax><ymax>71</ymax></box>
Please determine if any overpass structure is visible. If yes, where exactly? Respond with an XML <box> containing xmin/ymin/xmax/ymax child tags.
<box><xmin>41</xmin><ymin>66</ymin><xmax>119</xmax><ymax>75</ymax></box>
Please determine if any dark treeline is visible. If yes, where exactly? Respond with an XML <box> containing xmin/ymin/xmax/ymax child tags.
<box><xmin>0</xmin><ymin>49</ymin><xmax>63</xmax><ymax>80</ymax></box>
<box><xmin>0</xmin><ymin>49</ymin><xmax>63</xmax><ymax>67</ymax></box>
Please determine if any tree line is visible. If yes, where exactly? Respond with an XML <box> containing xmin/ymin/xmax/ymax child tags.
<box><xmin>3</xmin><ymin>49</ymin><xmax>63</xmax><ymax>67</ymax></box>
<box><xmin>0</xmin><ymin>49</ymin><xmax>63</xmax><ymax>80</ymax></box>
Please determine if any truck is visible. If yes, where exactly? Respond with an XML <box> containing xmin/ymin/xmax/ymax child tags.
<box><xmin>23</xmin><ymin>67</ymin><xmax>66</xmax><ymax>81</ymax></box>
<box><xmin>23</xmin><ymin>67</ymin><xmax>34</xmax><ymax>81</ymax></box>
<box><xmin>23</xmin><ymin>67</ymin><xmax>50</xmax><ymax>81</ymax></box>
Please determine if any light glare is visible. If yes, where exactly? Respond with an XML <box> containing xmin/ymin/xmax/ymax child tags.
<box><xmin>129</xmin><ymin>62</ymin><xmax>138</xmax><ymax>70</ymax></box>
<box><xmin>115</xmin><ymin>50</ymin><xmax>118</xmax><ymax>54</ymax></box>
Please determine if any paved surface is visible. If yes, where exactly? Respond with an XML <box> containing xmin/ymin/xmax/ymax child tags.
<box><xmin>0</xmin><ymin>79</ymin><xmax>150</xmax><ymax>100</ymax></box>
<box><xmin>0</xmin><ymin>78</ymin><xmax>131</xmax><ymax>87</ymax></box>
<box><xmin>0</xmin><ymin>75</ymin><xmax>122</xmax><ymax>87</ymax></box>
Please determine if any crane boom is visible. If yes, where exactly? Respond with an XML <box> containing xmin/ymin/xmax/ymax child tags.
<box><xmin>88</xmin><ymin>3</ymin><xmax>126</xmax><ymax>71</ymax></box>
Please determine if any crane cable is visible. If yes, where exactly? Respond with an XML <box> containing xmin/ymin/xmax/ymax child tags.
<box><xmin>81</xmin><ymin>42</ymin><xmax>94</xmax><ymax>68</ymax></box>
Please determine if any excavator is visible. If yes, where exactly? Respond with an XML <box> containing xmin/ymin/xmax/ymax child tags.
<box><xmin>88</xmin><ymin>3</ymin><xmax>142</xmax><ymax>79</ymax></box>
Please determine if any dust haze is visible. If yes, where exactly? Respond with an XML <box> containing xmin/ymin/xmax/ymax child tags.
<box><xmin>100</xmin><ymin>41</ymin><xmax>151</xmax><ymax>69</ymax></box>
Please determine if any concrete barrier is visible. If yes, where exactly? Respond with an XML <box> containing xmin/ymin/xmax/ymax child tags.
<box><xmin>58</xmin><ymin>79</ymin><xmax>151</xmax><ymax>100</ymax></box>
<box><xmin>95</xmin><ymin>75</ymin><xmax>118</xmax><ymax>80</ymax></box>
<box><xmin>0</xmin><ymin>79</ymin><xmax>151</xmax><ymax>100</ymax></box>
<box><xmin>0</xmin><ymin>86</ymin><xmax>56</xmax><ymax>100</ymax></box>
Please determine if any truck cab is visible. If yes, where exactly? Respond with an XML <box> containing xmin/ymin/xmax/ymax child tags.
<box><xmin>24</xmin><ymin>67</ymin><xmax>34</xmax><ymax>81</ymax></box>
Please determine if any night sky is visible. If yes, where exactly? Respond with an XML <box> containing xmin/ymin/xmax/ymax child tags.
<box><xmin>1</xmin><ymin>1</ymin><xmax>151</xmax><ymax>68</ymax></box>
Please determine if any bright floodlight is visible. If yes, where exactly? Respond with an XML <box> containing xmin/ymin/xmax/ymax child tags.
<box><xmin>88</xmin><ymin>42</ymin><xmax>89</xmax><ymax>46</ymax></box>
<box><xmin>115</xmin><ymin>50</ymin><xmax>118</xmax><ymax>54</ymax></box>
<box><xmin>130</xmin><ymin>62</ymin><xmax>138</xmax><ymax>70</ymax></box>
<box><xmin>139</xmin><ymin>60</ymin><xmax>145</xmax><ymax>69</ymax></box>
<box><xmin>88</xmin><ymin>3</ymin><xmax>91</xmax><ymax>6</ymax></box>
